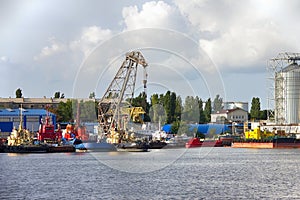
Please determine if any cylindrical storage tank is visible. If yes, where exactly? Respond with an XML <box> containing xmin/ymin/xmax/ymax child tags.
<box><xmin>275</xmin><ymin>62</ymin><xmax>300</xmax><ymax>124</ymax></box>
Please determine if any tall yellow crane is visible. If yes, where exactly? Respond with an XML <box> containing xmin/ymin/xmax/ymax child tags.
<box><xmin>98</xmin><ymin>51</ymin><xmax>148</xmax><ymax>142</ymax></box>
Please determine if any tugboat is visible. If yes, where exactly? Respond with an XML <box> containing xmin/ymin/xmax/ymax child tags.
<box><xmin>37</xmin><ymin>115</ymin><xmax>62</xmax><ymax>142</ymax></box>
<box><xmin>5</xmin><ymin>107</ymin><xmax>51</xmax><ymax>153</ymax></box>
<box><xmin>37</xmin><ymin>113</ymin><xmax>75</xmax><ymax>153</ymax></box>
<box><xmin>4</xmin><ymin>107</ymin><xmax>75</xmax><ymax>153</ymax></box>
<box><xmin>6</xmin><ymin>126</ymin><xmax>49</xmax><ymax>153</ymax></box>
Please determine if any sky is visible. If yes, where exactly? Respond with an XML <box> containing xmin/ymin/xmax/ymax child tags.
<box><xmin>1</xmin><ymin>0</ymin><xmax>300</xmax><ymax>109</ymax></box>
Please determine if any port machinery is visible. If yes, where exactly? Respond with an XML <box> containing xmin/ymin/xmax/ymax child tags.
<box><xmin>97</xmin><ymin>51</ymin><xmax>148</xmax><ymax>144</ymax></box>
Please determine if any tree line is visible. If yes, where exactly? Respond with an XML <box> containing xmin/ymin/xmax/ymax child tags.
<box><xmin>14</xmin><ymin>88</ymin><xmax>268</xmax><ymax>124</ymax></box>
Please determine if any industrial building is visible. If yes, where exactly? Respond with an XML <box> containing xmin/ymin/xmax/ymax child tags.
<box><xmin>211</xmin><ymin>108</ymin><xmax>248</xmax><ymax>123</ymax></box>
<box><xmin>268</xmin><ymin>52</ymin><xmax>300</xmax><ymax>125</ymax></box>
<box><xmin>0</xmin><ymin>97</ymin><xmax>95</xmax><ymax>109</ymax></box>
<box><xmin>0</xmin><ymin>108</ymin><xmax>56</xmax><ymax>138</ymax></box>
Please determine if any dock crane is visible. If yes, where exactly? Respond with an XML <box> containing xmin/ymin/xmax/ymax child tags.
<box><xmin>98</xmin><ymin>51</ymin><xmax>148</xmax><ymax>143</ymax></box>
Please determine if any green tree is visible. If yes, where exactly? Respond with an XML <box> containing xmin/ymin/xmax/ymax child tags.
<box><xmin>213</xmin><ymin>94</ymin><xmax>223</xmax><ymax>113</ymax></box>
<box><xmin>89</xmin><ymin>92</ymin><xmax>95</xmax><ymax>99</ymax></box>
<box><xmin>250</xmin><ymin>97</ymin><xmax>261</xmax><ymax>120</ymax></box>
<box><xmin>150</xmin><ymin>94</ymin><xmax>159</xmax><ymax>123</ymax></box>
<box><xmin>15</xmin><ymin>88</ymin><xmax>22</xmax><ymax>98</ymax></box>
<box><xmin>198</xmin><ymin>98</ymin><xmax>206</xmax><ymax>123</ymax></box>
<box><xmin>56</xmin><ymin>99</ymin><xmax>74</xmax><ymax>122</ymax></box>
<box><xmin>169</xmin><ymin>92</ymin><xmax>176</xmax><ymax>122</ymax></box>
<box><xmin>54</xmin><ymin>91</ymin><xmax>60</xmax><ymax>98</ymax></box>
<box><xmin>259</xmin><ymin>110</ymin><xmax>268</xmax><ymax>120</ymax></box>
<box><xmin>175</xmin><ymin>95</ymin><xmax>182</xmax><ymax>121</ymax></box>
<box><xmin>204</xmin><ymin>98</ymin><xmax>212</xmax><ymax>123</ymax></box>
<box><xmin>78</xmin><ymin>100</ymin><xmax>98</xmax><ymax>122</ymax></box>
<box><xmin>54</xmin><ymin>91</ymin><xmax>65</xmax><ymax>99</ymax></box>
<box><xmin>131</xmin><ymin>92</ymin><xmax>150</xmax><ymax>122</ymax></box>
<box><xmin>164</xmin><ymin>91</ymin><xmax>171</xmax><ymax>124</ymax></box>
<box><xmin>183</xmin><ymin>96</ymin><xmax>199</xmax><ymax>123</ymax></box>
<box><xmin>176</xmin><ymin>121</ymin><xmax>189</xmax><ymax>135</ymax></box>
<box><xmin>170</xmin><ymin>120</ymin><xmax>180</xmax><ymax>134</ymax></box>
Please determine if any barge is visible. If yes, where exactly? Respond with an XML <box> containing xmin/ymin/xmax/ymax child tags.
<box><xmin>232</xmin><ymin>125</ymin><xmax>300</xmax><ymax>148</ymax></box>
<box><xmin>232</xmin><ymin>138</ymin><xmax>300</xmax><ymax>149</ymax></box>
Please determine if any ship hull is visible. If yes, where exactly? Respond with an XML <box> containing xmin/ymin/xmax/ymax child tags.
<box><xmin>76</xmin><ymin>142</ymin><xmax>117</xmax><ymax>152</ymax></box>
<box><xmin>232</xmin><ymin>138</ymin><xmax>300</xmax><ymax>148</ymax></box>
<box><xmin>116</xmin><ymin>142</ymin><xmax>149</xmax><ymax>152</ymax></box>
<box><xmin>3</xmin><ymin>144</ymin><xmax>76</xmax><ymax>153</ymax></box>
<box><xmin>185</xmin><ymin>138</ymin><xmax>223</xmax><ymax>148</ymax></box>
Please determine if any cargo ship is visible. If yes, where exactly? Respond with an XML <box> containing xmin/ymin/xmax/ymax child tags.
<box><xmin>232</xmin><ymin>126</ymin><xmax>300</xmax><ymax>148</ymax></box>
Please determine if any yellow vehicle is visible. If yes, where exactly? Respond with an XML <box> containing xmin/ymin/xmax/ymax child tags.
<box><xmin>244</xmin><ymin>127</ymin><xmax>274</xmax><ymax>140</ymax></box>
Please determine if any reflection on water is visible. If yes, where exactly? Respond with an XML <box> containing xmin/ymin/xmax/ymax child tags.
<box><xmin>0</xmin><ymin>148</ymin><xmax>300</xmax><ymax>199</ymax></box>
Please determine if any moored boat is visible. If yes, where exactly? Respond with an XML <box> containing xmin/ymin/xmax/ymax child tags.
<box><xmin>4</xmin><ymin>144</ymin><xmax>49</xmax><ymax>153</ymax></box>
<box><xmin>116</xmin><ymin>141</ymin><xmax>149</xmax><ymax>152</ymax></box>
<box><xmin>148</xmin><ymin>140</ymin><xmax>167</xmax><ymax>149</ymax></box>
<box><xmin>3</xmin><ymin>144</ymin><xmax>76</xmax><ymax>153</ymax></box>
<box><xmin>185</xmin><ymin>138</ymin><xmax>202</xmax><ymax>148</ymax></box>
<box><xmin>76</xmin><ymin>141</ymin><xmax>117</xmax><ymax>152</ymax></box>
<box><xmin>185</xmin><ymin>138</ymin><xmax>223</xmax><ymax>148</ymax></box>
<box><xmin>47</xmin><ymin>145</ymin><xmax>75</xmax><ymax>153</ymax></box>
<box><xmin>164</xmin><ymin>135</ymin><xmax>191</xmax><ymax>148</ymax></box>
<box><xmin>3</xmin><ymin>109</ymin><xmax>76</xmax><ymax>153</ymax></box>
<box><xmin>232</xmin><ymin>138</ymin><xmax>300</xmax><ymax>149</ymax></box>
<box><xmin>232</xmin><ymin>126</ymin><xmax>300</xmax><ymax>149</ymax></box>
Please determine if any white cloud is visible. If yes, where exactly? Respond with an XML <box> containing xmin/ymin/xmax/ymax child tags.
<box><xmin>0</xmin><ymin>56</ymin><xmax>9</xmax><ymax>62</ymax></box>
<box><xmin>34</xmin><ymin>37</ymin><xmax>67</xmax><ymax>60</ymax></box>
<box><xmin>34</xmin><ymin>26</ymin><xmax>113</xmax><ymax>61</ymax></box>
<box><xmin>81</xmin><ymin>26</ymin><xmax>112</xmax><ymax>44</ymax></box>
<box><xmin>199</xmin><ymin>22</ymin><xmax>288</xmax><ymax>68</ymax></box>
<box><xmin>70</xmin><ymin>26</ymin><xmax>112</xmax><ymax>57</ymax></box>
<box><xmin>122</xmin><ymin>1</ymin><xmax>185</xmax><ymax>31</ymax></box>
<box><xmin>174</xmin><ymin>0</ymin><xmax>298</xmax><ymax>70</ymax></box>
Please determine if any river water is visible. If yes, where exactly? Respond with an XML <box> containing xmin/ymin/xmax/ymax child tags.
<box><xmin>1</xmin><ymin>147</ymin><xmax>300</xmax><ymax>199</ymax></box>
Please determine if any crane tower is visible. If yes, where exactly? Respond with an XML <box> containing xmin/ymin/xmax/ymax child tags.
<box><xmin>98</xmin><ymin>51</ymin><xmax>148</xmax><ymax>138</ymax></box>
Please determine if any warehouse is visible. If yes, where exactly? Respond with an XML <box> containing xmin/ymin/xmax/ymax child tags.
<box><xmin>0</xmin><ymin>108</ymin><xmax>56</xmax><ymax>138</ymax></box>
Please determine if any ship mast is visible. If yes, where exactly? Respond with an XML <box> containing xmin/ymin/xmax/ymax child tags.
<box><xmin>19</xmin><ymin>104</ymin><xmax>23</xmax><ymax>131</ymax></box>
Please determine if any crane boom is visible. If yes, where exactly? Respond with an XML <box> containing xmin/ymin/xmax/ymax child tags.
<box><xmin>98</xmin><ymin>51</ymin><xmax>148</xmax><ymax>138</ymax></box>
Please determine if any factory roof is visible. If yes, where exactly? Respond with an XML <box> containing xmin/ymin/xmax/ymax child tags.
<box><xmin>0</xmin><ymin>108</ymin><xmax>55</xmax><ymax>116</ymax></box>
<box><xmin>0</xmin><ymin>97</ymin><xmax>96</xmax><ymax>103</ymax></box>
<box><xmin>212</xmin><ymin>108</ymin><xmax>247</xmax><ymax>114</ymax></box>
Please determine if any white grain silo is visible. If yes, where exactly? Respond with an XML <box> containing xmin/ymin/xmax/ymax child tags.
<box><xmin>275</xmin><ymin>62</ymin><xmax>300</xmax><ymax>124</ymax></box>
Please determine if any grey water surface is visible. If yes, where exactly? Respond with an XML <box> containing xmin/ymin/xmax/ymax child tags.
<box><xmin>1</xmin><ymin>148</ymin><xmax>299</xmax><ymax>199</ymax></box>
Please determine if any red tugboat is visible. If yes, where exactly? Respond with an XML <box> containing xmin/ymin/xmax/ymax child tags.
<box><xmin>37</xmin><ymin>115</ymin><xmax>62</xmax><ymax>142</ymax></box>
<box><xmin>63</xmin><ymin>123</ymin><xmax>89</xmax><ymax>141</ymax></box>
<box><xmin>37</xmin><ymin>114</ymin><xmax>75</xmax><ymax>152</ymax></box>
<box><xmin>62</xmin><ymin>102</ymin><xmax>89</xmax><ymax>141</ymax></box>
<box><xmin>185</xmin><ymin>138</ymin><xmax>202</xmax><ymax>148</ymax></box>
<box><xmin>185</xmin><ymin>137</ymin><xmax>223</xmax><ymax>148</ymax></box>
